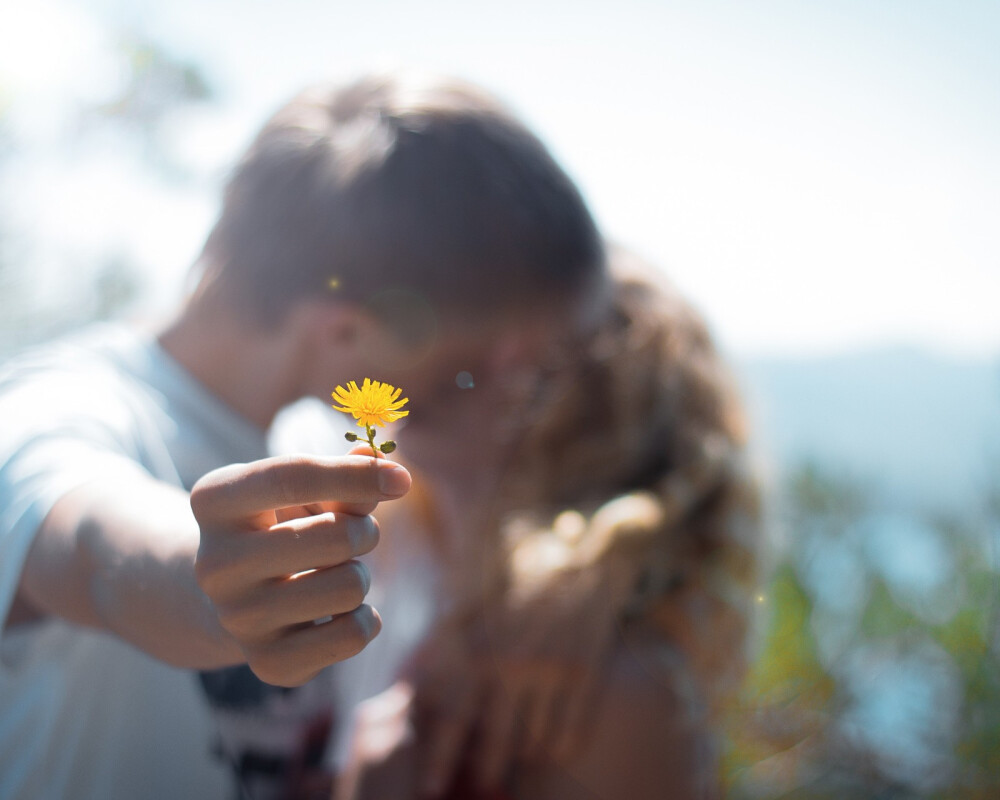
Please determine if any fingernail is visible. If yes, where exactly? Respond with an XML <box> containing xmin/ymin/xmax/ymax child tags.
<box><xmin>354</xmin><ymin>560</ymin><xmax>372</xmax><ymax>595</ymax></box>
<box><xmin>346</xmin><ymin>514</ymin><xmax>376</xmax><ymax>552</ymax></box>
<box><xmin>377</xmin><ymin>463</ymin><xmax>411</xmax><ymax>497</ymax></box>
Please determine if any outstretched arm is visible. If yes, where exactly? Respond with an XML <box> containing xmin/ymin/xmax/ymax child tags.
<box><xmin>15</xmin><ymin>448</ymin><xmax>411</xmax><ymax>681</ymax></box>
<box><xmin>17</xmin><ymin>465</ymin><xmax>239</xmax><ymax>668</ymax></box>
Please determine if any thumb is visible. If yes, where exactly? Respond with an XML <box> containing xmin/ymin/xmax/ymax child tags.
<box><xmin>335</xmin><ymin>442</ymin><xmax>395</xmax><ymax>516</ymax></box>
<box><xmin>347</xmin><ymin>441</ymin><xmax>385</xmax><ymax>459</ymax></box>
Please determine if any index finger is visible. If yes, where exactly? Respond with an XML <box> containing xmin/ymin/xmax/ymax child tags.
<box><xmin>191</xmin><ymin>453</ymin><xmax>411</xmax><ymax>527</ymax></box>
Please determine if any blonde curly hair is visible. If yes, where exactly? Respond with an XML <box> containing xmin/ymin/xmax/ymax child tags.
<box><xmin>493</xmin><ymin>245</ymin><xmax>762</xmax><ymax>714</ymax></box>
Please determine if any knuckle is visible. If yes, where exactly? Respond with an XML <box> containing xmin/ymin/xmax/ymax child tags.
<box><xmin>248</xmin><ymin>649</ymin><xmax>309</xmax><ymax>688</ymax></box>
<box><xmin>271</xmin><ymin>455</ymin><xmax>306</xmax><ymax>507</ymax></box>
<box><xmin>189</xmin><ymin>477</ymin><xmax>221</xmax><ymax>521</ymax></box>
<box><xmin>218</xmin><ymin>598</ymin><xmax>270</xmax><ymax>639</ymax></box>
<box><xmin>340</xmin><ymin>618</ymin><xmax>368</xmax><ymax>655</ymax></box>
<box><xmin>337</xmin><ymin>584</ymin><xmax>367</xmax><ymax>614</ymax></box>
<box><xmin>194</xmin><ymin>548</ymin><xmax>230</xmax><ymax>597</ymax></box>
<box><xmin>347</xmin><ymin>514</ymin><xmax>380</xmax><ymax>556</ymax></box>
<box><xmin>216</xmin><ymin>609</ymin><xmax>249</xmax><ymax>639</ymax></box>
<box><xmin>336</xmin><ymin>605</ymin><xmax>378</xmax><ymax>656</ymax></box>
<box><xmin>189</xmin><ymin>462</ymin><xmax>248</xmax><ymax>518</ymax></box>
<box><xmin>253</xmin><ymin>639</ymin><xmax>327</xmax><ymax>688</ymax></box>
<box><xmin>195</xmin><ymin>536</ymin><xmax>253</xmax><ymax>601</ymax></box>
<box><xmin>322</xmin><ymin>561</ymin><xmax>370</xmax><ymax>612</ymax></box>
<box><xmin>342</xmin><ymin>561</ymin><xmax>371</xmax><ymax>608</ymax></box>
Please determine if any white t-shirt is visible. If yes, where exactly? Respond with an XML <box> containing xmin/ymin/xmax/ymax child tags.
<box><xmin>0</xmin><ymin>324</ymin><xmax>268</xmax><ymax>799</ymax></box>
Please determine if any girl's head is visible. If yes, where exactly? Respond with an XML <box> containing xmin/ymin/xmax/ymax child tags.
<box><xmin>497</xmin><ymin>246</ymin><xmax>762</xmax><ymax>710</ymax></box>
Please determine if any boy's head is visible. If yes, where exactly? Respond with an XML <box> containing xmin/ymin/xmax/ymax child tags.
<box><xmin>192</xmin><ymin>71</ymin><xmax>608</xmax><ymax>467</ymax></box>
<box><xmin>196</xmin><ymin>71</ymin><xmax>606</xmax><ymax>335</ymax></box>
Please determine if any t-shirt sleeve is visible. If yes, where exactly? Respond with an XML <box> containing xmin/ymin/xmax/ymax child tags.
<box><xmin>0</xmin><ymin>365</ymin><xmax>149</xmax><ymax>628</ymax></box>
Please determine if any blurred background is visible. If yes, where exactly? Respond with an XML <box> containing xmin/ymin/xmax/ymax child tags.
<box><xmin>1</xmin><ymin>1</ymin><xmax>997</xmax><ymax>796</ymax></box>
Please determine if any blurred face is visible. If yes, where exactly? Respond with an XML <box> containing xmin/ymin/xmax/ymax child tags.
<box><xmin>372</xmin><ymin>304</ymin><xmax>598</xmax><ymax>480</ymax></box>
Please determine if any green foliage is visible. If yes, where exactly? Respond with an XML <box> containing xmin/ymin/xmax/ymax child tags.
<box><xmin>859</xmin><ymin>578</ymin><xmax>920</xmax><ymax>638</ymax></box>
<box><xmin>743</xmin><ymin>565</ymin><xmax>833</xmax><ymax>707</ymax></box>
<box><xmin>725</xmin><ymin>462</ymin><xmax>1000</xmax><ymax>798</ymax></box>
<box><xmin>724</xmin><ymin>563</ymin><xmax>836</xmax><ymax>796</ymax></box>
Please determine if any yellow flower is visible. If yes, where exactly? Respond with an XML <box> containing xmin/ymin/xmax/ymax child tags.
<box><xmin>331</xmin><ymin>378</ymin><xmax>410</xmax><ymax>428</ymax></box>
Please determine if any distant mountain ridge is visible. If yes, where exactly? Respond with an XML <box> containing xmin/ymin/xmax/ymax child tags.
<box><xmin>735</xmin><ymin>347</ymin><xmax>1000</xmax><ymax>512</ymax></box>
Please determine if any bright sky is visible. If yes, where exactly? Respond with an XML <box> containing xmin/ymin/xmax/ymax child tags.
<box><xmin>2</xmin><ymin>0</ymin><xmax>998</xmax><ymax>358</ymax></box>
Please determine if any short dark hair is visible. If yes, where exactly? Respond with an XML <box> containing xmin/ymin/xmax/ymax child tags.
<box><xmin>197</xmin><ymin>72</ymin><xmax>606</xmax><ymax>329</ymax></box>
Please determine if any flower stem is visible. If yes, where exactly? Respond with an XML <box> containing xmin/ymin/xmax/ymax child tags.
<box><xmin>364</xmin><ymin>424</ymin><xmax>378</xmax><ymax>457</ymax></box>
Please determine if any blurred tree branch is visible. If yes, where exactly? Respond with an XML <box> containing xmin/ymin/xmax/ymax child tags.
<box><xmin>0</xmin><ymin>27</ymin><xmax>216</xmax><ymax>357</ymax></box>
<box><xmin>77</xmin><ymin>32</ymin><xmax>214</xmax><ymax>177</ymax></box>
